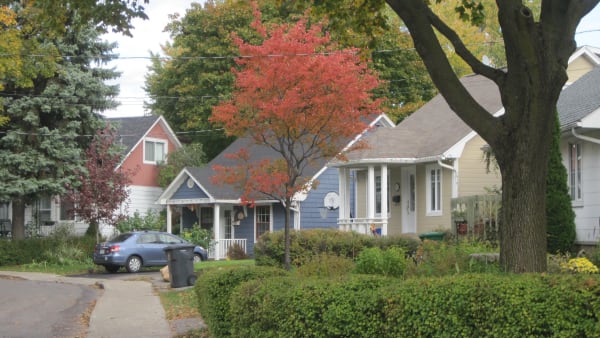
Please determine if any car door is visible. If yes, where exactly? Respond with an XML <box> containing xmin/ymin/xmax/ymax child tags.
<box><xmin>156</xmin><ymin>233</ymin><xmax>185</xmax><ymax>264</ymax></box>
<box><xmin>137</xmin><ymin>233</ymin><xmax>164</xmax><ymax>265</ymax></box>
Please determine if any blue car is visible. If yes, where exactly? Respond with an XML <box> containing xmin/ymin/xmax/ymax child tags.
<box><xmin>93</xmin><ymin>231</ymin><xmax>208</xmax><ymax>273</ymax></box>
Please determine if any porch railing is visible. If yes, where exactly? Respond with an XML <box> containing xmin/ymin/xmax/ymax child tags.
<box><xmin>338</xmin><ymin>218</ymin><xmax>387</xmax><ymax>235</ymax></box>
<box><xmin>209</xmin><ymin>238</ymin><xmax>247</xmax><ymax>260</ymax></box>
<box><xmin>451</xmin><ymin>194</ymin><xmax>501</xmax><ymax>241</ymax></box>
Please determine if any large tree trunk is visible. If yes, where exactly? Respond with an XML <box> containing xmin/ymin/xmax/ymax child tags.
<box><xmin>11</xmin><ymin>198</ymin><xmax>26</xmax><ymax>240</ymax></box>
<box><xmin>495</xmin><ymin>135</ymin><xmax>550</xmax><ymax>272</ymax></box>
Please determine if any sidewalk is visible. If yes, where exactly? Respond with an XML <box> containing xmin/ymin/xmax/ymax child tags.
<box><xmin>0</xmin><ymin>271</ymin><xmax>172</xmax><ymax>337</ymax></box>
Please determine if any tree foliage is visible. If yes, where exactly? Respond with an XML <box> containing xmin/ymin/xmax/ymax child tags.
<box><xmin>157</xmin><ymin>143</ymin><xmax>207</xmax><ymax>188</ymax></box>
<box><xmin>65</xmin><ymin>125</ymin><xmax>135</xmax><ymax>242</ymax></box>
<box><xmin>546</xmin><ymin>113</ymin><xmax>576</xmax><ymax>254</ymax></box>
<box><xmin>210</xmin><ymin>10</ymin><xmax>381</xmax><ymax>269</ymax></box>
<box><xmin>0</xmin><ymin>9</ymin><xmax>120</xmax><ymax>239</ymax></box>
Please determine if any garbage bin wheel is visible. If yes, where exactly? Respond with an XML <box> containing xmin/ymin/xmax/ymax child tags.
<box><xmin>187</xmin><ymin>274</ymin><xmax>197</xmax><ymax>286</ymax></box>
<box><xmin>193</xmin><ymin>253</ymin><xmax>203</xmax><ymax>263</ymax></box>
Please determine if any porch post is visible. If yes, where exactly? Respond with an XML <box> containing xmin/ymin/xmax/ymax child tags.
<box><xmin>166</xmin><ymin>205</ymin><xmax>172</xmax><ymax>233</ymax></box>
<box><xmin>338</xmin><ymin>168</ymin><xmax>347</xmax><ymax>230</ymax></box>
<box><xmin>367</xmin><ymin>166</ymin><xmax>375</xmax><ymax>220</ymax></box>
<box><xmin>381</xmin><ymin>164</ymin><xmax>388</xmax><ymax>236</ymax></box>
<box><xmin>214</xmin><ymin>204</ymin><xmax>221</xmax><ymax>260</ymax></box>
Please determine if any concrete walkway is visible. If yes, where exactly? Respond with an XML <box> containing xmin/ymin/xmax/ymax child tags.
<box><xmin>0</xmin><ymin>271</ymin><xmax>172</xmax><ymax>337</ymax></box>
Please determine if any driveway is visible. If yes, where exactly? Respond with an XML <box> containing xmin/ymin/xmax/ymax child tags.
<box><xmin>0</xmin><ymin>275</ymin><xmax>100</xmax><ymax>337</ymax></box>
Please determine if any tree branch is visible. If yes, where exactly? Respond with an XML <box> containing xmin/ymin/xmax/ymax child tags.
<box><xmin>426</xmin><ymin>6</ymin><xmax>504</xmax><ymax>84</ymax></box>
<box><xmin>386</xmin><ymin>0</ymin><xmax>501</xmax><ymax>143</ymax></box>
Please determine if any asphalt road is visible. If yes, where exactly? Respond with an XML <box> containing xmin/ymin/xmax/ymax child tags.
<box><xmin>0</xmin><ymin>276</ymin><xmax>101</xmax><ymax>338</ymax></box>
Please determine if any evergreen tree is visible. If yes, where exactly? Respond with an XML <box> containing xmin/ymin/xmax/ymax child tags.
<box><xmin>0</xmin><ymin>11</ymin><xmax>119</xmax><ymax>239</ymax></box>
<box><xmin>546</xmin><ymin>113</ymin><xmax>576</xmax><ymax>254</ymax></box>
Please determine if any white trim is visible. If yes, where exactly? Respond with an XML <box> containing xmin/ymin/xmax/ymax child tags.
<box><xmin>577</xmin><ymin>107</ymin><xmax>600</xmax><ymax>129</ymax></box>
<box><xmin>156</xmin><ymin>168</ymin><xmax>217</xmax><ymax>204</ymax></box>
<box><xmin>568</xmin><ymin>45</ymin><xmax>600</xmax><ymax>66</ymax></box>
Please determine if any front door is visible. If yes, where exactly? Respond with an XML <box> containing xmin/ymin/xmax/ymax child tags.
<box><xmin>401</xmin><ymin>166</ymin><xmax>417</xmax><ymax>233</ymax></box>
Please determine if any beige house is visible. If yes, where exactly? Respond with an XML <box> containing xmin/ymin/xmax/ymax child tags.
<box><xmin>331</xmin><ymin>45</ymin><xmax>600</xmax><ymax>238</ymax></box>
<box><xmin>331</xmin><ymin>74</ymin><xmax>503</xmax><ymax>236</ymax></box>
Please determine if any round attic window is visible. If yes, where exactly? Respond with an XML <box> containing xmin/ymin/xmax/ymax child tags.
<box><xmin>186</xmin><ymin>178</ymin><xmax>194</xmax><ymax>189</ymax></box>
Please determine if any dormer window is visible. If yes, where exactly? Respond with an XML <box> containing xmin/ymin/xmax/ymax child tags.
<box><xmin>144</xmin><ymin>138</ymin><xmax>167</xmax><ymax>164</ymax></box>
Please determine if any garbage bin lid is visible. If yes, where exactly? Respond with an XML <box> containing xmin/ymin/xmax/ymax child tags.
<box><xmin>163</xmin><ymin>244</ymin><xmax>196</xmax><ymax>251</ymax></box>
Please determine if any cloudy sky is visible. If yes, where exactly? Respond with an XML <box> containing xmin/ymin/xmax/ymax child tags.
<box><xmin>101</xmin><ymin>1</ymin><xmax>600</xmax><ymax>118</ymax></box>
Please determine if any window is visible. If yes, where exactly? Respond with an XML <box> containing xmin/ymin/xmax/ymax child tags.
<box><xmin>144</xmin><ymin>139</ymin><xmax>166</xmax><ymax>164</ymax></box>
<box><xmin>0</xmin><ymin>202</ymin><xmax>8</xmax><ymax>219</ymax></box>
<box><xmin>38</xmin><ymin>196</ymin><xmax>52</xmax><ymax>223</ymax></box>
<box><xmin>224</xmin><ymin>210</ymin><xmax>232</xmax><ymax>239</ymax></box>
<box><xmin>569</xmin><ymin>143</ymin><xmax>582</xmax><ymax>201</ymax></box>
<box><xmin>255</xmin><ymin>205</ymin><xmax>271</xmax><ymax>240</ymax></box>
<box><xmin>200</xmin><ymin>207</ymin><xmax>213</xmax><ymax>231</ymax></box>
<box><xmin>426</xmin><ymin>165</ymin><xmax>442</xmax><ymax>214</ymax></box>
<box><xmin>375</xmin><ymin>175</ymin><xmax>382</xmax><ymax>214</ymax></box>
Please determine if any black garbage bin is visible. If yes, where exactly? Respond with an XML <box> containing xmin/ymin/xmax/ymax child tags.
<box><xmin>163</xmin><ymin>244</ymin><xmax>197</xmax><ymax>288</ymax></box>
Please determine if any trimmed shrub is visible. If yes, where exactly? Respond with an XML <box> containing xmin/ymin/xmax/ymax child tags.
<box><xmin>194</xmin><ymin>265</ymin><xmax>287</xmax><ymax>338</ymax></box>
<box><xmin>294</xmin><ymin>254</ymin><xmax>355</xmax><ymax>278</ymax></box>
<box><xmin>230</xmin><ymin>275</ymin><xmax>390</xmax><ymax>338</ymax></box>
<box><xmin>382</xmin><ymin>274</ymin><xmax>600</xmax><ymax>337</ymax></box>
<box><xmin>254</xmin><ymin>229</ymin><xmax>420</xmax><ymax>269</ymax></box>
<box><xmin>221</xmin><ymin>273</ymin><xmax>600</xmax><ymax>337</ymax></box>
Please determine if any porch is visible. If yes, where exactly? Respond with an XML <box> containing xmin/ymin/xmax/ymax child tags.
<box><xmin>208</xmin><ymin>238</ymin><xmax>247</xmax><ymax>260</ymax></box>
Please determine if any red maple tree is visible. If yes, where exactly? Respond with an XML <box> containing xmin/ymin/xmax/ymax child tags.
<box><xmin>65</xmin><ymin>124</ymin><xmax>136</xmax><ymax>242</ymax></box>
<box><xmin>210</xmin><ymin>7</ymin><xmax>381</xmax><ymax>269</ymax></box>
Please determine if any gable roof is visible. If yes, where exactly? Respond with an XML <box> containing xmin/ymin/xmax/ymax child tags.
<box><xmin>107</xmin><ymin>115</ymin><xmax>182</xmax><ymax>162</ymax></box>
<box><xmin>333</xmin><ymin>74</ymin><xmax>503</xmax><ymax>165</ymax></box>
<box><xmin>158</xmin><ymin>114</ymin><xmax>393</xmax><ymax>202</ymax></box>
<box><xmin>558</xmin><ymin>66</ymin><xmax>600</xmax><ymax>130</ymax></box>
<box><xmin>568</xmin><ymin>45</ymin><xmax>600</xmax><ymax>67</ymax></box>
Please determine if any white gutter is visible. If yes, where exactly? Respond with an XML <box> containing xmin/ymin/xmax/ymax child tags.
<box><xmin>572</xmin><ymin>127</ymin><xmax>600</xmax><ymax>145</ymax></box>
<box><xmin>437</xmin><ymin>158</ymin><xmax>456</xmax><ymax>172</ymax></box>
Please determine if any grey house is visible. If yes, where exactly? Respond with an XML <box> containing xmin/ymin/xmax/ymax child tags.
<box><xmin>157</xmin><ymin>114</ymin><xmax>394</xmax><ymax>259</ymax></box>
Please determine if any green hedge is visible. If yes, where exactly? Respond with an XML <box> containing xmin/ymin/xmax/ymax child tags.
<box><xmin>194</xmin><ymin>265</ymin><xmax>287</xmax><ymax>338</ymax></box>
<box><xmin>230</xmin><ymin>275</ymin><xmax>391</xmax><ymax>338</ymax></box>
<box><xmin>254</xmin><ymin>229</ymin><xmax>420</xmax><ymax>268</ymax></box>
<box><xmin>201</xmin><ymin>269</ymin><xmax>600</xmax><ymax>338</ymax></box>
<box><xmin>0</xmin><ymin>235</ymin><xmax>96</xmax><ymax>266</ymax></box>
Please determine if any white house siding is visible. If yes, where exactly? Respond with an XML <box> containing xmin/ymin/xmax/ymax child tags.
<box><xmin>125</xmin><ymin>185</ymin><xmax>165</xmax><ymax>217</ymax></box>
<box><xmin>561</xmin><ymin>134</ymin><xmax>600</xmax><ymax>244</ymax></box>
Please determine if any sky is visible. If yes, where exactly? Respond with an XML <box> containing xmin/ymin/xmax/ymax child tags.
<box><xmin>101</xmin><ymin>1</ymin><xmax>600</xmax><ymax>118</ymax></box>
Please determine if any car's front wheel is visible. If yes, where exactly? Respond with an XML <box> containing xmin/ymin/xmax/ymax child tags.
<box><xmin>126</xmin><ymin>255</ymin><xmax>142</xmax><ymax>273</ymax></box>
<box><xmin>193</xmin><ymin>253</ymin><xmax>203</xmax><ymax>263</ymax></box>
<box><xmin>104</xmin><ymin>265</ymin><xmax>120</xmax><ymax>273</ymax></box>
